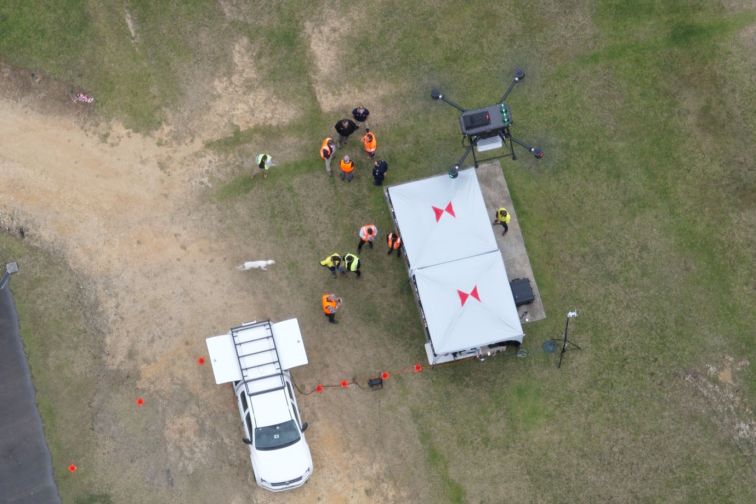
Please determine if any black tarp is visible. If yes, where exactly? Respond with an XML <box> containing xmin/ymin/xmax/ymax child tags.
<box><xmin>0</xmin><ymin>285</ymin><xmax>60</xmax><ymax>504</ymax></box>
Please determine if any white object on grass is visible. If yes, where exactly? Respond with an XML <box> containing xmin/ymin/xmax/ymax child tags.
<box><xmin>237</xmin><ymin>260</ymin><xmax>276</xmax><ymax>271</ymax></box>
<box><xmin>72</xmin><ymin>92</ymin><xmax>95</xmax><ymax>104</ymax></box>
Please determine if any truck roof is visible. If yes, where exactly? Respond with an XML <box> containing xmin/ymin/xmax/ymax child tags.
<box><xmin>206</xmin><ymin>319</ymin><xmax>308</xmax><ymax>427</ymax></box>
<box><xmin>249</xmin><ymin>388</ymin><xmax>292</xmax><ymax>427</ymax></box>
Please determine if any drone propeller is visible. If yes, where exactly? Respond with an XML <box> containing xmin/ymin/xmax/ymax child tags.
<box><xmin>500</xmin><ymin>68</ymin><xmax>525</xmax><ymax>103</ymax></box>
<box><xmin>430</xmin><ymin>87</ymin><xmax>466</xmax><ymax>112</ymax></box>
<box><xmin>511</xmin><ymin>136</ymin><xmax>544</xmax><ymax>159</ymax></box>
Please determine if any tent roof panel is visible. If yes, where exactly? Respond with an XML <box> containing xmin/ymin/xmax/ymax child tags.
<box><xmin>414</xmin><ymin>251</ymin><xmax>523</xmax><ymax>353</ymax></box>
<box><xmin>387</xmin><ymin>168</ymin><xmax>498</xmax><ymax>270</ymax></box>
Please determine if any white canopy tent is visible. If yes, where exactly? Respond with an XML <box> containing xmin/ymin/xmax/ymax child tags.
<box><xmin>385</xmin><ymin>168</ymin><xmax>497</xmax><ymax>272</ymax></box>
<box><xmin>386</xmin><ymin>168</ymin><xmax>524</xmax><ymax>364</ymax></box>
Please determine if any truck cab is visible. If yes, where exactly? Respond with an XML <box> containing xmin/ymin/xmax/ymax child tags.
<box><xmin>207</xmin><ymin>319</ymin><xmax>312</xmax><ymax>492</ymax></box>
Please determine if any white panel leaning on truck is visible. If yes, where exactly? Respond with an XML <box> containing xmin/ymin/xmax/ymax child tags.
<box><xmin>206</xmin><ymin>318</ymin><xmax>312</xmax><ymax>492</ymax></box>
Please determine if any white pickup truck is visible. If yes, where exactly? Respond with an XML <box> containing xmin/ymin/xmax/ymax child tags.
<box><xmin>206</xmin><ymin>319</ymin><xmax>313</xmax><ymax>492</ymax></box>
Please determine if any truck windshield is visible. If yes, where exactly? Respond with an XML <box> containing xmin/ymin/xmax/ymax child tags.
<box><xmin>254</xmin><ymin>420</ymin><xmax>301</xmax><ymax>451</ymax></box>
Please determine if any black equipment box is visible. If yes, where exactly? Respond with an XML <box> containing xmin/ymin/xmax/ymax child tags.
<box><xmin>510</xmin><ymin>278</ymin><xmax>535</xmax><ymax>306</ymax></box>
<box><xmin>459</xmin><ymin>103</ymin><xmax>512</xmax><ymax>136</ymax></box>
<box><xmin>460</xmin><ymin>104</ymin><xmax>503</xmax><ymax>136</ymax></box>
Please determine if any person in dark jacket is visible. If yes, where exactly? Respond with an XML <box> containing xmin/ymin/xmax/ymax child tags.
<box><xmin>352</xmin><ymin>106</ymin><xmax>370</xmax><ymax>123</ymax></box>
<box><xmin>335</xmin><ymin>118</ymin><xmax>359</xmax><ymax>147</ymax></box>
<box><xmin>372</xmin><ymin>159</ymin><xmax>388</xmax><ymax>186</ymax></box>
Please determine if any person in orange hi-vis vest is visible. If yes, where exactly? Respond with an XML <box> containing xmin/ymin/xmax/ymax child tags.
<box><xmin>357</xmin><ymin>224</ymin><xmax>378</xmax><ymax>252</ymax></box>
<box><xmin>339</xmin><ymin>155</ymin><xmax>355</xmax><ymax>182</ymax></box>
<box><xmin>386</xmin><ymin>232</ymin><xmax>402</xmax><ymax>258</ymax></box>
<box><xmin>320</xmin><ymin>137</ymin><xmax>336</xmax><ymax>175</ymax></box>
<box><xmin>361</xmin><ymin>129</ymin><xmax>377</xmax><ymax>158</ymax></box>
<box><xmin>321</xmin><ymin>293</ymin><xmax>342</xmax><ymax>324</ymax></box>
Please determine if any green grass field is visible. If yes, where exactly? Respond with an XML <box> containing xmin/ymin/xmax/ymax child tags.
<box><xmin>1</xmin><ymin>1</ymin><xmax>754</xmax><ymax>502</ymax></box>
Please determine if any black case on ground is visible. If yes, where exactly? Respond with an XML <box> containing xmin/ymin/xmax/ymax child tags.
<box><xmin>510</xmin><ymin>278</ymin><xmax>535</xmax><ymax>306</ymax></box>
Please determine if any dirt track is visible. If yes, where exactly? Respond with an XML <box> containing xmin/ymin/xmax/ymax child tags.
<box><xmin>0</xmin><ymin>91</ymin><xmax>416</xmax><ymax>502</ymax></box>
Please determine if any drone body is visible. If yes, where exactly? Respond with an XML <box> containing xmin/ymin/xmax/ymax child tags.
<box><xmin>432</xmin><ymin>68</ymin><xmax>543</xmax><ymax>170</ymax></box>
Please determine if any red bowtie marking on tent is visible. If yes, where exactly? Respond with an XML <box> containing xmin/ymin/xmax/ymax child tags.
<box><xmin>432</xmin><ymin>201</ymin><xmax>456</xmax><ymax>222</ymax></box>
<box><xmin>457</xmin><ymin>285</ymin><xmax>480</xmax><ymax>306</ymax></box>
<box><xmin>444</xmin><ymin>201</ymin><xmax>456</xmax><ymax>217</ymax></box>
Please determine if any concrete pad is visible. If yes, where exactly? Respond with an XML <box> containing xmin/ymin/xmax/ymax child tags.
<box><xmin>475</xmin><ymin>161</ymin><xmax>546</xmax><ymax>324</ymax></box>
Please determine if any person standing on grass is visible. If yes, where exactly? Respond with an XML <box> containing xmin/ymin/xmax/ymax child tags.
<box><xmin>320</xmin><ymin>253</ymin><xmax>344</xmax><ymax>277</ymax></box>
<box><xmin>321</xmin><ymin>293</ymin><xmax>342</xmax><ymax>324</ymax></box>
<box><xmin>339</xmin><ymin>155</ymin><xmax>355</xmax><ymax>182</ymax></box>
<box><xmin>320</xmin><ymin>136</ymin><xmax>336</xmax><ymax>175</ymax></box>
<box><xmin>357</xmin><ymin>224</ymin><xmax>377</xmax><ymax>251</ymax></box>
<box><xmin>335</xmin><ymin>118</ymin><xmax>359</xmax><ymax>147</ymax></box>
<box><xmin>255</xmin><ymin>153</ymin><xmax>274</xmax><ymax>178</ymax></box>
<box><xmin>352</xmin><ymin>106</ymin><xmax>369</xmax><ymax>124</ymax></box>
<box><xmin>493</xmin><ymin>207</ymin><xmax>511</xmax><ymax>234</ymax></box>
<box><xmin>361</xmin><ymin>129</ymin><xmax>377</xmax><ymax>158</ymax></box>
<box><xmin>386</xmin><ymin>232</ymin><xmax>402</xmax><ymax>257</ymax></box>
<box><xmin>372</xmin><ymin>159</ymin><xmax>388</xmax><ymax>186</ymax></box>
<box><xmin>343</xmin><ymin>252</ymin><xmax>361</xmax><ymax>277</ymax></box>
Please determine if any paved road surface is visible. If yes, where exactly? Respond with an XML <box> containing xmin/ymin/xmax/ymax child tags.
<box><xmin>0</xmin><ymin>286</ymin><xmax>60</xmax><ymax>504</ymax></box>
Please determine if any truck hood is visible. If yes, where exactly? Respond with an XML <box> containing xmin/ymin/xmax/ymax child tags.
<box><xmin>251</xmin><ymin>439</ymin><xmax>312</xmax><ymax>486</ymax></box>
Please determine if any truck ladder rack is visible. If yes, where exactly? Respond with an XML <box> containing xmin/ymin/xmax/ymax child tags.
<box><xmin>230</xmin><ymin>320</ymin><xmax>286</xmax><ymax>397</ymax></box>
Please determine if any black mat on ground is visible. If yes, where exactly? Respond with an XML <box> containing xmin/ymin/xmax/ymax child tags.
<box><xmin>0</xmin><ymin>287</ymin><xmax>60</xmax><ymax>504</ymax></box>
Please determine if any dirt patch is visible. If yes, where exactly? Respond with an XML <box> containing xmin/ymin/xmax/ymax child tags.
<box><xmin>124</xmin><ymin>9</ymin><xmax>138</xmax><ymax>42</ymax></box>
<box><xmin>216</xmin><ymin>0</ymin><xmax>275</xmax><ymax>25</ymax></box>
<box><xmin>737</xmin><ymin>23</ymin><xmax>756</xmax><ymax>69</ymax></box>
<box><xmin>0</xmin><ymin>61</ymin><xmax>96</xmax><ymax>121</ymax></box>
<box><xmin>304</xmin><ymin>8</ymin><xmax>400</xmax><ymax>113</ymax></box>
<box><xmin>164</xmin><ymin>414</ymin><xmax>211</xmax><ymax>473</ymax></box>
<box><xmin>0</xmin><ymin>83</ymin><xmax>410</xmax><ymax>501</ymax></box>
<box><xmin>684</xmin><ymin>356</ymin><xmax>755</xmax><ymax>472</ymax></box>
<box><xmin>211</xmin><ymin>37</ymin><xmax>299</xmax><ymax>131</ymax></box>
<box><xmin>719</xmin><ymin>364</ymin><xmax>734</xmax><ymax>385</ymax></box>
<box><xmin>0</xmin><ymin>99</ymin><xmax>237</xmax><ymax>370</ymax></box>
<box><xmin>177</xmin><ymin>36</ymin><xmax>301</xmax><ymax>142</ymax></box>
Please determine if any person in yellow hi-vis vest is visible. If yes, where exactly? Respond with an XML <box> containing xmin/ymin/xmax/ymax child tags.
<box><xmin>255</xmin><ymin>153</ymin><xmax>274</xmax><ymax>178</ymax></box>
<box><xmin>320</xmin><ymin>253</ymin><xmax>344</xmax><ymax>277</ymax></box>
<box><xmin>493</xmin><ymin>207</ymin><xmax>511</xmax><ymax>235</ymax></box>
<box><xmin>343</xmin><ymin>252</ymin><xmax>361</xmax><ymax>277</ymax></box>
